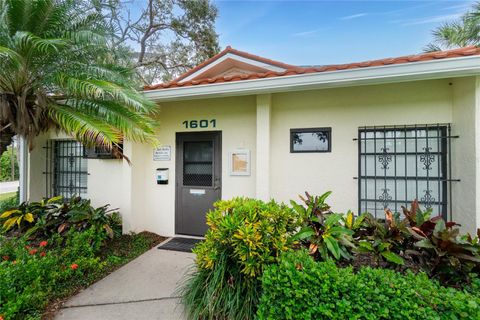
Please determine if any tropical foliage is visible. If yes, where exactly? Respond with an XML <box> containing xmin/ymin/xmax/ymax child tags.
<box><xmin>291</xmin><ymin>193</ymin><xmax>480</xmax><ymax>284</ymax></box>
<box><xmin>0</xmin><ymin>227</ymin><xmax>162</xmax><ymax>319</ymax></box>
<box><xmin>0</xmin><ymin>146</ymin><xmax>18</xmax><ymax>182</ymax></box>
<box><xmin>180</xmin><ymin>198</ymin><xmax>300</xmax><ymax>320</ymax></box>
<box><xmin>291</xmin><ymin>192</ymin><xmax>355</xmax><ymax>261</ymax></box>
<box><xmin>257</xmin><ymin>250</ymin><xmax>480</xmax><ymax>320</ymax></box>
<box><xmin>0</xmin><ymin>0</ymin><xmax>159</xmax><ymax>155</ymax></box>
<box><xmin>179</xmin><ymin>192</ymin><xmax>480</xmax><ymax>319</ymax></box>
<box><xmin>0</xmin><ymin>196</ymin><xmax>121</xmax><ymax>239</ymax></box>
<box><xmin>0</xmin><ymin>191</ymin><xmax>18</xmax><ymax>215</ymax></box>
<box><xmin>426</xmin><ymin>2</ymin><xmax>480</xmax><ymax>51</ymax></box>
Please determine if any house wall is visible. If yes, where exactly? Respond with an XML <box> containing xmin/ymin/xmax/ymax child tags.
<box><xmin>27</xmin><ymin>77</ymin><xmax>480</xmax><ymax>236</ymax></box>
<box><xmin>270</xmin><ymin>79</ymin><xmax>454</xmax><ymax>212</ymax></box>
<box><xmin>27</xmin><ymin>131</ymin><xmax>124</xmax><ymax>217</ymax></box>
<box><xmin>452</xmin><ymin>78</ymin><xmax>479</xmax><ymax>232</ymax></box>
<box><xmin>123</xmin><ymin>95</ymin><xmax>257</xmax><ymax>235</ymax></box>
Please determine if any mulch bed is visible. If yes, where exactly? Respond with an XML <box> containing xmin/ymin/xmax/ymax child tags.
<box><xmin>42</xmin><ymin>231</ymin><xmax>167</xmax><ymax>320</ymax></box>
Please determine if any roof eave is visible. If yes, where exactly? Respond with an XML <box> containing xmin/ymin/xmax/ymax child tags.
<box><xmin>144</xmin><ymin>55</ymin><xmax>480</xmax><ymax>102</ymax></box>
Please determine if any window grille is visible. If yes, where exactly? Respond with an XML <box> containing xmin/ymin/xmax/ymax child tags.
<box><xmin>357</xmin><ymin>124</ymin><xmax>457</xmax><ymax>220</ymax></box>
<box><xmin>44</xmin><ymin>140</ymin><xmax>88</xmax><ymax>198</ymax></box>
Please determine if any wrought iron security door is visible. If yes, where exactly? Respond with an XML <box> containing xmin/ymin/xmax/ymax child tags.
<box><xmin>357</xmin><ymin>124</ymin><xmax>454</xmax><ymax>220</ymax></box>
<box><xmin>45</xmin><ymin>140</ymin><xmax>88</xmax><ymax>198</ymax></box>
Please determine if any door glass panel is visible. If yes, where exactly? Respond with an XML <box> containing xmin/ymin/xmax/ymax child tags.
<box><xmin>183</xmin><ymin>141</ymin><xmax>213</xmax><ymax>186</ymax></box>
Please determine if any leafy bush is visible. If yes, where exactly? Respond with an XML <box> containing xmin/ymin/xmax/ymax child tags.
<box><xmin>357</xmin><ymin>201</ymin><xmax>480</xmax><ymax>283</ymax></box>
<box><xmin>0</xmin><ymin>147</ymin><xmax>18</xmax><ymax>182</ymax></box>
<box><xmin>407</xmin><ymin>218</ymin><xmax>480</xmax><ymax>285</ymax></box>
<box><xmin>354</xmin><ymin>210</ymin><xmax>410</xmax><ymax>266</ymax></box>
<box><xmin>257</xmin><ymin>250</ymin><xmax>480</xmax><ymax>320</ymax></box>
<box><xmin>180</xmin><ymin>198</ymin><xmax>301</xmax><ymax>320</ymax></box>
<box><xmin>291</xmin><ymin>192</ymin><xmax>355</xmax><ymax>260</ymax></box>
<box><xmin>0</xmin><ymin>192</ymin><xmax>18</xmax><ymax>215</ymax></box>
<box><xmin>0</xmin><ymin>196</ymin><xmax>121</xmax><ymax>239</ymax></box>
<box><xmin>293</xmin><ymin>192</ymin><xmax>480</xmax><ymax>284</ymax></box>
<box><xmin>0</xmin><ymin>228</ymin><xmax>107</xmax><ymax>319</ymax></box>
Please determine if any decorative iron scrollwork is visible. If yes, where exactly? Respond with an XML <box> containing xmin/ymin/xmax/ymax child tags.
<box><xmin>68</xmin><ymin>152</ymin><xmax>75</xmax><ymax>167</ymax></box>
<box><xmin>379</xmin><ymin>188</ymin><xmax>392</xmax><ymax>209</ymax></box>
<box><xmin>421</xmin><ymin>190</ymin><xmax>435</xmax><ymax>209</ymax></box>
<box><xmin>378</xmin><ymin>148</ymin><xmax>392</xmax><ymax>170</ymax></box>
<box><xmin>420</xmin><ymin>147</ymin><xmax>435</xmax><ymax>170</ymax></box>
<box><xmin>68</xmin><ymin>180</ymin><xmax>75</xmax><ymax>194</ymax></box>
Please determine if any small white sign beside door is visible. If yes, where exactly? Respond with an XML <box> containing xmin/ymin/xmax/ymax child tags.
<box><xmin>153</xmin><ymin>146</ymin><xmax>171</xmax><ymax>161</ymax></box>
<box><xmin>190</xmin><ymin>189</ymin><xmax>206</xmax><ymax>195</ymax></box>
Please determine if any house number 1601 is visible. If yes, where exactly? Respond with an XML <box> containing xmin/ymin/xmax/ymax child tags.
<box><xmin>182</xmin><ymin>119</ymin><xmax>216</xmax><ymax>129</ymax></box>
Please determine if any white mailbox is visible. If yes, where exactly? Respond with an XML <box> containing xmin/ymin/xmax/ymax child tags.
<box><xmin>156</xmin><ymin>168</ymin><xmax>169</xmax><ymax>185</ymax></box>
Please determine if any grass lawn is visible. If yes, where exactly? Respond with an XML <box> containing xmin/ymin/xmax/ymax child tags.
<box><xmin>42</xmin><ymin>231</ymin><xmax>166</xmax><ymax>319</ymax></box>
<box><xmin>0</xmin><ymin>192</ymin><xmax>16</xmax><ymax>201</ymax></box>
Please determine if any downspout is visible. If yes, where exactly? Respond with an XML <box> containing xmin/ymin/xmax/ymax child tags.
<box><xmin>19</xmin><ymin>136</ymin><xmax>28</xmax><ymax>202</ymax></box>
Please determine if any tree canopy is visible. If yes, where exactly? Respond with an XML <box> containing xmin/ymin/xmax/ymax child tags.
<box><xmin>84</xmin><ymin>0</ymin><xmax>220</xmax><ymax>85</ymax></box>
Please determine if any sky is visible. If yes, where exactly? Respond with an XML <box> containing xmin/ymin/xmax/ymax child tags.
<box><xmin>213</xmin><ymin>0</ymin><xmax>476</xmax><ymax>66</ymax></box>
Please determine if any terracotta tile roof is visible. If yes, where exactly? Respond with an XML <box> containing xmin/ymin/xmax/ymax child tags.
<box><xmin>144</xmin><ymin>46</ymin><xmax>480</xmax><ymax>91</ymax></box>
<box><xmin>173</xmin><ymin>46</ymin><xmax>296</xmax><ymax>83</ymax></box>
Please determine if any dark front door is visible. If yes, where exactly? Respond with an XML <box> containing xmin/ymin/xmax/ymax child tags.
<box><xmin>175</xmin><ymin>131</ymin><xmax>222</xmax><ymax>236</ymax></box>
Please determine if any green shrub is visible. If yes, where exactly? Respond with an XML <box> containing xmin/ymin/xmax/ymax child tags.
<box><xmin>0</xmin><ymin>228</ymin><xmax>106</xmax><ymax>319</ymax></box>
<box><xmin>291</xmin><ymin>191</ymin><xmax>355</xmax><ymax>260</ymax></box>
<box><xmin>293</xmin><ymin>192</ymin><xmax>480</xmax><ymax>285</ymax></box>
<box><xmin>179</xmin><ymin>198</ymin><xmax>301</xmax><ymax>320</ymax></box>
<box><xmin>0</xmin><ymin>147</ymin><xmax>19</xmax><ymax>182</ymax></box>
<box><xmin>257</xmin><ymin>250</ymin><xmax>480</xmax><ymax>320</ymax></box>
<box><xmin>401</xmin><ymin>201</ymin><xmax>480</xmax><ymax>285</ymax></box>
<box><xmin>0</xmin><ymin>192</ymin><xmax>18</xmax><ymax>216</ymax></box>
<box><xmin>0</xmin><ymin>196</ymin><xmax>121</xmax><ymax>239</ymax></box>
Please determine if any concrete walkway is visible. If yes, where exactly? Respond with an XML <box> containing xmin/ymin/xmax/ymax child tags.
<box><xmin>55</xmin><ymin>245</ymin><xmax>195</xmax><ymax>320</ymax></box>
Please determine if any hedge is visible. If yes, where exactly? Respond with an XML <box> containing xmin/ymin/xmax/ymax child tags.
<box><xmin>257</xmin><ymin>250</ymin><xmax>480</xmax><ymax>320</ymax></box>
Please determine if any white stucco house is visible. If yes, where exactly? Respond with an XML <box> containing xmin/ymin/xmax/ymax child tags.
<box><xmin>26</xmin><ymin>45</ymin><xmax>480</xmax><ymax>236</ymax></box>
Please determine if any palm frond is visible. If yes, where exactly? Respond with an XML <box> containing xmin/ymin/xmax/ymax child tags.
<box><xmin>423</xmin><ymin>43</ymin><xmax>442</xmax><ymax>53</ymax></box>
<box><xmin>54</xmin><ymin>74</ymin><xmax>154</xmax><ymax>112</ymax></box>
<box><xmin>63</xmin><ymin>99</ymin><xmax>158</xmax><ymax>144</ymax></box>
<box><xmin>0</xmin><ymin>45</ymin><xmax>22</xmax><ymax>67</ymax></box>
<box><xmin>49</xmin><ymin>103</ymin><xmax>122</xmax><ymax>148</ymax></box>
<box><xmin>62</xmin><ymin>29</ymin><xmax>105</xmax><ymax>46</ymax></box>
<box><xmin>0</xmin><ymin>0</ymin><xmax>159</xmax><ymax>153</ymax></box>
<box><xmin>14</xmin><ymin>31</ymin><xmax>68</xmax><ymax>54</ymax></box>
<box><xmin>428</xmin><ymin>2</ymin><xmax>480</xmax><ymax>51</ymax></box>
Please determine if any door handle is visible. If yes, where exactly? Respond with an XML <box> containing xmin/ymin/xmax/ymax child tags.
<box><xmin>214</xmin><ymin>179</ymin><xmax>221</xmax><ymax>190</ymax></box>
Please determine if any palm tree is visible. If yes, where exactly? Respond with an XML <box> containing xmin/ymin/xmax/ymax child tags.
<box><xmin>0</xmin><ymin>0</ymin><xmax>158</xmax><ymax>155</ymax></box>
<box><xmin>426</xmin><ymin>2</ymin><xmax>480</xmax><ymax>51</ymax></box>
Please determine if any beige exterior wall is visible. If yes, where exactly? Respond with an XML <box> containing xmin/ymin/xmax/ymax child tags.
<box><xmin>271</xmin><ymin>79</ymin><xmax>453</xmax><ymax>210</ymax></box>
<box><xmin>121</xmin><ymin>95</ymin><xmax>257</xmax><ymax>235</ymax></box>
<box><xmin>27</xmin><ymin>131</ymin><xmax>125</xmax><ymax>212</ymax></box>
<box><xmin>27</xmin><ymin>78</ymin><xmax>480</xmax><ymax>236</ymax></box>
<box><xmin>451</xmin><ymin>77</ymin><xmax>480</xmax><ymax>234</ymax></box>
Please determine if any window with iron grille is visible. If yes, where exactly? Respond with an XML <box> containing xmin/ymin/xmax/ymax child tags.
<box><xmin>44</xmin><ymin>140</ymin><xmax>88</xmax><ymax>198</ymax></box>
<box><xmin>358</xmin><ymin>124</ymin><xmax>454</xmax><ymax>220</ymax></box>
